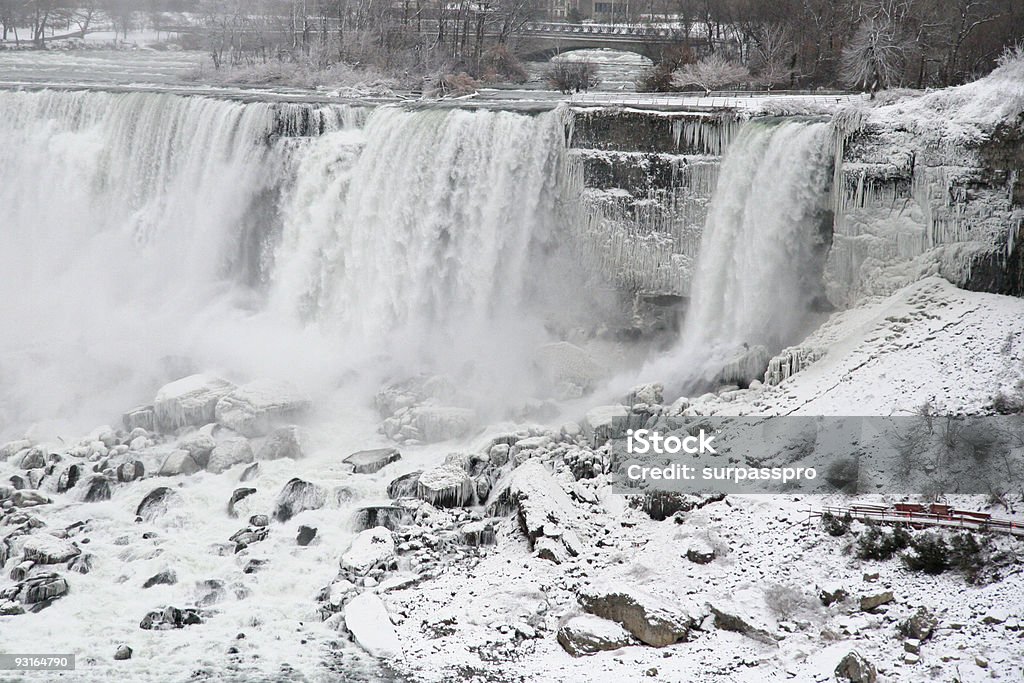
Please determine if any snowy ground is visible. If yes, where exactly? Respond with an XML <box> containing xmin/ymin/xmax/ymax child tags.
<box><xmin>2</xmin><ymin>277</ymin><xmax>1022</xmax><ymax>682</ymax></box>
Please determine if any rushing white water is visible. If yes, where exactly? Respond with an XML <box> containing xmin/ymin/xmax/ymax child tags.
<box><xmin>270</xmin><ymin>106</ymin><xmax>591</xmax><ymax>403</ymax></box>
<box><xmin>644</xmin><ymin>119</ymin><xmax>834</xmax><ymax>391</ymax></box>
<box><xmin>0</xmin><ymin>90</ymin><xmax>599</xmax><ymax>437</ymax></box>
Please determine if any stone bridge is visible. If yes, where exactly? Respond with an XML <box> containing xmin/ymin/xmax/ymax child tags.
<box><xmin>514</xmin><ymin>22</ymin><xmax>690</xmax><ymax>63</ymax></box>
<box><xmin>156</xmin><ymin>21</ymin><xmax>693</xmax><ymax>64</ymax></box>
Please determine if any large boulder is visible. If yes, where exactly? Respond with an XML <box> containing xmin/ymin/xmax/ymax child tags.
<box><xmin>175</xmin><ymin>432</ymin><xmax>216</xmax><ymax>468</ymax></box>
<box><xmin>22</xmin><ymin>535</ymin><xmax>81</xmax><ymax>564</ymax></box>
<box><xmin>416</xmin><ymin>464</ymin><xmax>474</xmax><ymax>508</ymax></box>
<box><xmin>214</xmin><ymin>379</ymin><xmax>310</xmax><ymax>437</ymax></box>
<box><xmin>898</xmin><ymin>607</ymin><xmax>938</xmax><ymax>642</ymax></box>
<box><xmin>578</xmin><ymin>583</ymin><xmax>700</xmax><ymax>647</ymax></box>
<box><xmin>21</xmin><ymin>573</ymin><xmax>69</xmax><ymax>609</ymax></box>
<box><xmin>344</xmin><ymin>592</ymin><xmax>402</xmax><ymax>658</ymax></box>
<box><xmin>122</xmin><ymin>406</ymin><xmax>156</xmax><ymax>433</ymax></box>
<box><xmin>353</xmin><ymin>506</ymin><xmax>411</xmax><ymax>532</ymax></box>
<box><xmin>487</xmin><ymin>461</ymin><xmax>586</xmax><ymax>561</ymax></box>
<box><xmin>136</xmin><ymin>486</ymin><xmax>179</xmax><ymax>521</ymax></box>
<box><xmin>273</xmin><ymin>478</ymin><xmax>326</xmax><ymax>522</ymax></box>
<box><xmin>153</xmin><ymin>375</ymin><xmax>235</xmax><ymax>433</ymax></box>
<box><xmin>859</xmin><ymin>591</ymin><xmax>894</xmax><ymax>612</ymax></box>
<box><xmin>557</xmin><ymin>614</ymin><xmax>635</xmax><ymax>656</ymax></box>
<box><xmin>340</xmin><ymin>527</ymin><xmax>396</xmax><ymax>576</ymax></box>
<box><xmin>386</xmin><ymin>471</ymin><xmax>422</xmax><ymax>499</ymax></box>
<box><xmin>256</xmin><ymin>426</ymin><xmax>304</xmax><ymax>461</ymax></box>
<box><xmin>81</xmin><ymin>476</ymin><xmax>113</xmax><ymax>503</ymax></box>
<box><xmin>227</xmin><ymin>487</ymin><xmax>257</xmax><ymax>518</ymax></box>
<box><xmin>157</xmin><ymin>449</ymin><xmax>202</xmax><ymax>477</ymax></box>
<box><xmin>835</xmin><ymin>650</ymin><xmax>877</xmax><ymax>683</ymax></box>
<box><xmin>709</xmin><ymin>601</ymin><xmax>779</xmax><ymax>645</ymax></box>
<box><xmin>206</xmin><ymin>438</ymin><xmax>254</xmax><ymax>474</ymax></box>
<box><xmin>345</xmin><ymin>447</ymin><xmax>401</xmax><ymax>475</ymax></box>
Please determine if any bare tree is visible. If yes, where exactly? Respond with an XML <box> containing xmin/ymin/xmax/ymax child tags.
<box><xmin>840</xmin><ymin>15</ymin><xmax>912</xmax><ymax>96</ymax></box>
<box><xmin>675</xmin><ymin>53</ymin><xmax>750</xmax><ymax>95</ymax></box>
<box><xmin>750</xmin><ymin>23</ymin><xmax>795</xmax><ymax>89</ymax></box>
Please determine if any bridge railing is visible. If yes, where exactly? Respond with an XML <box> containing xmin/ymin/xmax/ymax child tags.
<box><xmin>522</xmin><ymin>22</ymin><xmax>685</xmax><ymax>38</ymax></box>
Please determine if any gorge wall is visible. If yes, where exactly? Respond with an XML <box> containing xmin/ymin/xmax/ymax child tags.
<box><xmin>568</xmin><ymin>103</ymin><xmax>1024</xmax><ymax>319</ymax></box>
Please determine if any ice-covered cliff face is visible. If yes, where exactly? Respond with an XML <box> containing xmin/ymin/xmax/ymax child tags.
<box><xmin>827</xmin><ymin>115</ymin><xmax>1024</xmax><ymax>307</ymax></box>
<box><xmin>0</xmin><ymin>91</ymin><xmax>602</xmax><ymax>433</ymax></box>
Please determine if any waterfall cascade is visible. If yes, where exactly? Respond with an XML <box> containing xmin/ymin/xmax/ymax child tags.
<box><xmin>643</xmin><ymin>119</ymin><xmax>835</xmax><ymax>392</ymax></box>
<box><xmin>0</xmin><ymin>90</ymin><xmax>598</xmax><ymax>434</ymax></box>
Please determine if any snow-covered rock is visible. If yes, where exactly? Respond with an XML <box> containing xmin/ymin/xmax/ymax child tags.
<box><xmin>22</xmin><ymin>535</ymin><xmax>80</xmax><ymax>564</ymax></box>
<box><xmin>709</xmin><ymin>600</ymin><xmax>779</xmax><ymax>645</ymax></box>
<box><xmin>157</xmin><ymin>449</ymin><xmax>202</xmax><ymax>477</ymax></box>
<box><xmin>175</xmin><ymin>432</ymin><xmax>216</xmax><ymax>467</ymax></box>
<box><xmin>487</xmin><ymin>460</ymin><xmax>586</xmax><ymax>561</ymax></box>
<box><xmin>344</xmin><ymin>591</ymin><xmax>402</xmax><ymax>659</ymax></box>
<box><xmin>341</xmin><ymin>527</ymin><xmax>396</xmax><ymax>576</ymax></box>
<box><xmin>345</xmin><ymin>447</ymin><xmax>401</xmax><ymax>474</ymax></box>
<box><xmin>214</xmin><ymin>379</ymin><xmax>311</xmax><ymax>437</ymax></box>
<box><xmin>206</xmin><ymin>438</ymin><xmax>254</xmax><ymax>474</ymax></box>
<box><xmin>582</xmin><ymin>405</ymin><xmax>628</xmax><ymax>446</ymax></box>
<box><xmin>835</xmin><ymin>650</ymin><xmax>877</xmax><ymax>682</ymax></box>
<box><xmin>578</xmin><ymin>583</ymin><xmax>701</xmax><ymax>647</ymax></box>
<box><xmin>557</xmin><ymin>614</ymin><xmax>635</xmax><ymax>656</ymax></box>
<box><xmin>153</xmin><ymin>375</ymin><xmax>235</xmax><ymax>432</ymax></box>
<box><xmin>416</xmin><ymin>464</ymin><xmax>474</xmax><ymax>508</ymax></box>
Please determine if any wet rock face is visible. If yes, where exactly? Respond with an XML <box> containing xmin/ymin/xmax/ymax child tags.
<box><xmin>296</xmin><ymin>525</ymin><xmax>317</xmax><ymax>546</ymax></box>
<box><xmin>273</xmin><ymin>478</ymin><xmax>326</xmax><ymax>522</ymax></box>
<box><xmin>386</xmin><ymin>471</ymin><xmax>422</xmax><ymax>499</ymax></box>
<box><xmin>143</xmin><ymin>570</ymin><xmax>178</xmax><ymax>588</ymax></box>
<box><xmin>136</xmin><ymin>486</ymin><xmax>178</xmax><ymax>521</ymax></box>
<box><xmin>82</xmin><ymin>475</ymin><xmax>113</xmax><ymax>502</ymax></box>
<box><xmin>20</xmin><ymin>573</ymin><xmax>69</xmax><ymax>609</ymax></box>
<box><xmin>353</xmin><ymin>506</ymin><xmax>411</xmax><ymax>532</ymax></box>
<box><xmin>227</xmin><ymin>487</ymin><xmax>257</xmax><ymax>518</ymax></box>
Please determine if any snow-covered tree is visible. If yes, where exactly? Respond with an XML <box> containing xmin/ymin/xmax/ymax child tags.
<box><xmin>841</xmin><ymin>16</ymin><xmax>912</xmax><ymax>97</ymax></box>
<box><xmin>675</xmin><ymin>53</ymin><xmax>749</xmax><ymax>96</ymax></box>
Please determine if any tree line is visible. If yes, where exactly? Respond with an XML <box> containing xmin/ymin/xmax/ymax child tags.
<box><xmin>2</xmin><ymin>0</ymin><xmax>1021</xmax><ymax>93</ymax></box>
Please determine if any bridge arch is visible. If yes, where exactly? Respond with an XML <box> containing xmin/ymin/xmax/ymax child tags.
<box><xmin>518</xmin><ymin>43</ymin><xmax>660</xmax><ymax>64</ymax></box>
